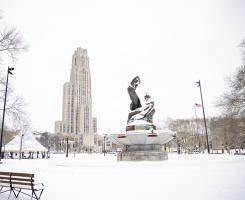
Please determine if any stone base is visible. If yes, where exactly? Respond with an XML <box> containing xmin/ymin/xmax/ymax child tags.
<box><xmin>117</xmin><ymin>144</ymin><xmax>168</xmax><ymax>161</ymax></box>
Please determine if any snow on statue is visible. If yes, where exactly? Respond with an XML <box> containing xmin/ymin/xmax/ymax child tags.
<box><xmin>127</xmin><ymin>76</ymin><xmax>155</xmax><ymax>123</ymax></box>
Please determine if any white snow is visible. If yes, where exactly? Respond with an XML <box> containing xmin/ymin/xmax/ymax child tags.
<box><xmin>127</xmin><ymin>119</ymin><xmax>152</xmax><ymax>126</ymax></box>
<box><xmin>0</xmin><ymin>153</ymin><xmax>245</xmax><ymax>200</ymax></box>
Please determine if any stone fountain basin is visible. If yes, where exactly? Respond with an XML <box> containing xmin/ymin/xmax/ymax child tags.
<box><xmin>108</xmin><ymin>129</ymin><xmax>174</xmax><ymax>146</ymax></box>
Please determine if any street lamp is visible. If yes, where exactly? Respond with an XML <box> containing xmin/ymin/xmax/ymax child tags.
<box><xmin>19</xmin><ymin>134</ymin><xmax>24</xmax><ymax>160</ymax></box>
<box><xmin>19</xmin><ymin>125</ymin><xmax>28</xmax><ymax>160</ymax></box>
<box><xmin>66</xmin><ymin>137</ymin><xmax>69</xmax><ymax>158</ymax></box>
<box><xmin>47</xmin><ymin>140</ymin><xmax>50</xmax><ymax>158</ymax></box>
<box><xmin>0</xmin><ymin>67</ymin><xmax>14</xmax><ymax>163</ymax></box>
<box><xmin>103</xmin><ymin>134</ymin><xmax>107</xmax><ymax>156</ymax></box>
<box><xmin>196</xmin><ymin>80</ymin><xmax>210</xmax><ymax>154</ymax></box>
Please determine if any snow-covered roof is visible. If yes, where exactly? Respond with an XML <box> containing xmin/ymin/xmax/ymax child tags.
<box><xmin>3</xmin><ymin>134</ymin><xmax>48</xmax><ymax>152</ymax></box>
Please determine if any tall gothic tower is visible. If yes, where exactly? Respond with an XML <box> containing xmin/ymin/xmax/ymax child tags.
<box><xmin>55</xmin><ymin>48</ymin><xmax>96</xmax><ymax>147</ymax></box>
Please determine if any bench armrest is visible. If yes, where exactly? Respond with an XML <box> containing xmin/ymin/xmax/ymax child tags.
<box><xmin>35</xmin><ymin>183</ymin><xmax>44</xmax><ymax>186</ymax></box>
<box><xmin>34</xmin><ymin>183</ymin><xmax>44</xmax><ymax>190</ymax></box>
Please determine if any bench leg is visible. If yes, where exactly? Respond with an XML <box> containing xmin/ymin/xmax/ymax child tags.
<box><xmin>0</xmin><ymin>187</ymin><xmax>11</xmax><ymax>193</ymax></box>
<box><xmin>31</xmin><ymin>189</ymin><xmax>43</xmax><ymax>200</ymax></box>
<box><xmin>2</xmin><ymin>188</ymin><xmax>43</xmax><ymax>200</ymax></box>
<box><xmin>0</xmin><ymin>189</ymin><xmax>11</xmax><ymax>193</ymax></box>
<box><xmin>0</xmin><ymin>186</ymin><xmax>12</xmax><ymax>200</ymax></box>
<box><xmin>33</xmin><ymin>191</ymin><xmax>39</xmax><ymax>200</ymax></box>
<box><xmin>38</xmin><ymin>189</ymin><xmax>44</xmax><ymax>199</ymax></box>
<box><xmin>7</xmin><ymin>189</ymin><xmax>12</xmax><ymax>200</ymax></box>
<box><xmin>13</xmin><ymin>188</ymin><xmax>22</xmax><ymax>198</ymax></box>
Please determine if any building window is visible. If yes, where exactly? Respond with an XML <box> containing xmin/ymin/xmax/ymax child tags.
<box><xmin>84</xmin><ymin>107</ymin><xmax>89</xmax><ymax>133</ymax></box>
<box><xmin>81</xmin><ymin>56</ymin><xmax>85</xmax><ymax>66</ymax></box>
<box><xmin>81</xmin><ymin>69</ymin><xmax>89</xmax><ymax>103</ymax></box>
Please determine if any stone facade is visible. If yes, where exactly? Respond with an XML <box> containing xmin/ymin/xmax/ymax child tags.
<box><xmin>117</xmin><ymin>145</ymin><xmax>168</xmax><ymax>161</ymax></box>
<box><xmin>55</xmin><ymin>48</ymin><xmax>96</xmax><ymax>148</ymax></box>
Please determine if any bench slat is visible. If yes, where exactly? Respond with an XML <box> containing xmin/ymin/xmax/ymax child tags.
<box><xmin>12</xmin><ymin>185</ymin><xmax>32</xmax><ymax>190</ymax></box>
<box><xmin>0</xmin><ymin>172</ymin><xmax>10</xmax><ymax>176</ymax></box>
<box><xmin>11</xmin><ymin>181</ymin><xmax>32</xmax><ymax>186</ymax></box>
<box><xmin>0</xmin><ymin>176</ymin><xmax>11</xmax><ymax>180</ymax></box>
<box><xmin>10</xmin><ymin>177</ymin><xmax>33</xmax><ymax>182</ymax></box>
<box><xmin>10</xmin><ymin>172</ymin><xmax>34</xmax><ymax>177</ymax></box>
<box><xmin>1</xmin><ymin>172</ymin><xmax>34</xmax><ymax>187</ymax></box>
<box><xmin>0</xmin><ymin>180</ymin><xmax>11</xmax><ymax>184</ymax></box>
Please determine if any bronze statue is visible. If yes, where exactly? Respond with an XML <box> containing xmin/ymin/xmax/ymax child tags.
<box><xmin>127</xmin><ymin>76</ymin><xmax>141</xmax><ymax>111</ymax></box>
<box><xmin>127</xmin><ymin>77</ymin><xmax>155</xmax><ymax>123</ymax></box>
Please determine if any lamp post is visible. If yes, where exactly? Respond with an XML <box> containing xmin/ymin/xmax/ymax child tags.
<box><xmin>19</xmin><ymin>134</ymin><xmax>24</xmax><ymax>160</ymax></box>
<box><xmin>103</xmin><ymin>134</ymin><xmax>107</xmax><ymax>156</ymax></box>
<box><xmin>196</xmin><ymin>80</ymin><xmax>210</xmax><ymax>154</ymax></box>
<box><xmin>47</xmin><ymin>140</ymin><xmax>50</xmax><ymax>158</ymax></box>
<box><xmin>66</xmin><ymin>137</ymin><xmax>69</xmax><ymax>158</ymax></box>
<box><xmin>19</xmin><ymin>125</ymin><xmax>28</xmax><ymax>160</ymax></box>
<box><xmin>0</xmin><ymin>67</ymin><xmax>14</xmax><ymax>163</ymax></box>
<box><xmin>194</xmin><ymin>105</ymin><xmax>200</xmax><ymax>153</ymax></box>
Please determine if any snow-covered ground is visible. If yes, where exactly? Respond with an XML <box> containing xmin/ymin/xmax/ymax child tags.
<box><xmin>0</xmin><ymin>153</ymin><xmax>245</xmax><ymax>200</ymax></box>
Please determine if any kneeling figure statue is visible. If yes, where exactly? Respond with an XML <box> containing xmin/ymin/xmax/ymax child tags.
<box><xmin>127</xmin><ymin>76</ymin><xmax>155</xmax><ymax>123</ymax></box>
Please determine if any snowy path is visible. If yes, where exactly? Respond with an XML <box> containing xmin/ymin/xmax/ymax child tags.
<box><xmin>0</xmin><ymin>153</ymin><xmax>245</xmax><ymax>200</ymax></box>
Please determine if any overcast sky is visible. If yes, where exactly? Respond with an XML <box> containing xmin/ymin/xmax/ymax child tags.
<box><xmin>1</xmin><ymin>0</ymin><xmax>245</xmax><ymax>134</ymax></box>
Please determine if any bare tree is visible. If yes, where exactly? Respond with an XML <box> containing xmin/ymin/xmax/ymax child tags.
<box><xmin>0</xmin><ymin>26</ymin><xmax>28</xmax><ymax>61</ymax></box>
<box><xmin>214</xmin><ymin>40</ymin><xmax>245</xmax><ymax>152</ymax></box>
<box><xmin>168</xmin><ymin>118</ymin><xmax>206</xmax><ymax>152</ymax></box>
<box><xmin>218</xmin><ymin>66</ymin><xmax>245</xmax><ymax>117</ymax></box>
<box><xmin>0</xmin><ymin>95</ymin><xmax>26</xmax><ymax>125</ymax></box>
<box><xmin>217</xmin><ymin>40</ymin><xmax>245</xmax><ymax>117</ymax></box>
<box><xmin>209</xmin><ymin>117</ymin><xmax>245</xmax><ymax>150</ymax></box>
<box><xmin>239</xmin><ymin>39</ymin><xmax>245</xmax><ymax>63</ymax></box>
<box><xmin>0</xmin><ymin>14</ymin><xmax>28</xmax><ymax>128</ymax></box>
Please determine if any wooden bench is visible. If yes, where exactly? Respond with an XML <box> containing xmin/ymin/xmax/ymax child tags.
<box><xmin>0</xmin><ymin>172</ymin><xmax>44</xmax><ymax>200</ymax></box>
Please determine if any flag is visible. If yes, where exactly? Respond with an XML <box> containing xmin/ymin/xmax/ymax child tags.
<box><xmin>195</xmin><ymin>103</ymin><xmax>202</xmax><ymax>107</ymax></box>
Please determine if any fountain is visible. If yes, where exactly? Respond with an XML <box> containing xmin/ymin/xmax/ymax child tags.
<box><xmin>108</xmin><ymin>76</ymin><xmax>174</xmax><ymax>161</ymax></box>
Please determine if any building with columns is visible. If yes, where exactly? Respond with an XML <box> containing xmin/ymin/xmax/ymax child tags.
<box><xmin>55</xmin><ymin>47</ymin><xmax>96</xmax><ymax>149</ymax></box>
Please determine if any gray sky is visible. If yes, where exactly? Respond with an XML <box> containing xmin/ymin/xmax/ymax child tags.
<box><xmin>1</xmin><ymin>0</ymin><xmax>245</xmax><ymax>133</ymax></box>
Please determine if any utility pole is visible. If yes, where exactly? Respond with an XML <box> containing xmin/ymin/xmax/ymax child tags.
<box><xmin>196</xmin><ymin>80</ymin><xmax>210</xmax><ymax>154</ymax></box>
<box><xmin>19</xmin><ymin>134</ymin><xmax>24</xmax><ymax>160</ymax></box>
<box><xmin>194</xmin><ymin>104</ymin><xmax>201</xmax><ymax>153</ymax></box>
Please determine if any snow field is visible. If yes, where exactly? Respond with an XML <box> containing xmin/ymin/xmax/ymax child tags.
<box><xmin>0</xmin><ymin>153</ymin><xmax>245</xmax><ymax>200</ymax></box>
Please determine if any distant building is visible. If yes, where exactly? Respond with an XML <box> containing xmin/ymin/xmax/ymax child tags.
<box><xmin>54</xmin><ymin>121</ymin><xmax>65</xmax><ymax>134</ymax></box>
<box><xmin>55</xmin><ymin>47</ymin><xmax>96</xmax><ymax>148</ymax></box>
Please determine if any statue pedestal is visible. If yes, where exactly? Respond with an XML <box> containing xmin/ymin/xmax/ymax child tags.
<box><xmin>117</xmin><ymin>144</ymin><xmax>168</xmax><ymax>161</ymax></box>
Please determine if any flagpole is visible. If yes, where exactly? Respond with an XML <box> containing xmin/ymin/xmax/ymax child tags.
<box><xmin>196</xmin><ymin>80</ymin><xmax>210</xmax><ymax>154</ymax></box>
<box><xmin>194</xmin><ymin>105</ymin><xmax>197</xmax><ymax>151</ymax></box>
<box><xmin>194</xmin><ymin>105</ymin><xmax>200</xmax><ymax>152</ymax></box>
